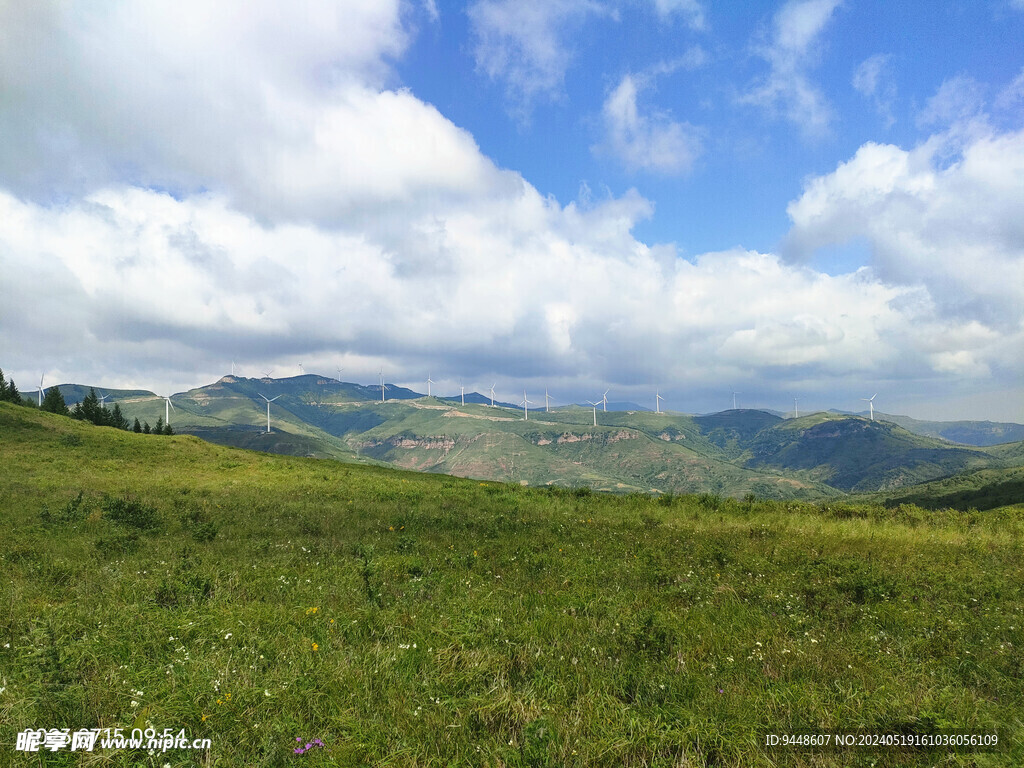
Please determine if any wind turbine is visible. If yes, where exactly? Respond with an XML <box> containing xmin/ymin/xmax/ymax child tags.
<box><xmin>426</xmin><ymin>374</ymin><xmax>434</xmax><ymax>398</ymax></box>
<box><xmin>655</xmin><ymin>389</ymin><xmax>665</xmax><ymax>414</ymax></box>
<box><xmin>37</xmin><ymin>375</ymin><xmax>44</xmax><ymax>407</ymax></box>
<box><xmin>298</xmin><ymin>362</ymin><xmax>304</xmax><ymax>376</ymax></box>
<box><xmin>587</xmin><ymin>400</ymin><xmax>600</xmax><ymax>427</ymax></box>
<box><xmin>262</xmin><ymin>369</ymin><xmax>274</xmax><ymax>380</ymax></box>
<box><xmin>519</xmin><ymin>390</ymin><xmax>533</xmax><ymax>421</ymax></box>
<box><xmin>602</xmin><ymin>389</ymin><xmax>609</xmax><ymax>412</ymax></box>
<box><xmin>231</xmin><ymin>361</ymin><xmax>236</xmax><ymax>376</ymax></box>
<box><xmin>793</xmin><ymin>398</ymin><xmax>799</xmax><ymax>418</ymax></box>
<box><xmin>731</xmin><ymin>389</ymin><xmax>740</xmax><ymax>410</ymax></box>
<box><xmin>544</xmin><ymin>388</ymin><xmax>551</xmax><ymax>413</ymax></box>
<box><xmin>460</xmin><ymin>380</ymin><xmax>465</xmax><ymax>406</ymax></box>
<box><xmin>258</xmin><ymin>393</ymin><xmax>281</xmax><ymax>433</ymax></box>
<box><xmin>861</xmin><ymin>393</ymin><xmax>876</xmax><ymax>421</ymax></box>
<box><xmin>489</xmin><ymin>383</ymin><xmax>496</xmax><ymax>407</ymax></box>
<box><xmin>98</xmin><ymin>393</ymin><xmax>110</xmax><ymax>410</ymax></box>
<box><xmin>379</xmin><ymin>370</ymin><xmax>388</xmax><ymax>403</ymax></box>
<box><xmin>161</xmin><ymin>395</ymin><xmax>175</xmax><ymax>425</ymax></box>
<box><xmin>336</xmin><ymin>367</ymin><xmax>344</xmax><ymax>384</ymax></box>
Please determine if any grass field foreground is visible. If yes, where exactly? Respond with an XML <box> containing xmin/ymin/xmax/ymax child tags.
<box><xmin>1</xmin><ymin>403</ymin><xmax>1022</xmax><ymax>766</ymax></box>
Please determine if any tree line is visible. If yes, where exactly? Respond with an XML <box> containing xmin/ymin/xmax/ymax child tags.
<box><xmin>0</xmin><ymin>369</ymin><xmax>173</xmax><ymax>435</ymax></box>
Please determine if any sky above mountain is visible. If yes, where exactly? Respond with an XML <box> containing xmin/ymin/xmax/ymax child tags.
<box><xmin>1</xmin><ymin>0</ymin><xmax>1022</xmax><ymax>421</ymax></box>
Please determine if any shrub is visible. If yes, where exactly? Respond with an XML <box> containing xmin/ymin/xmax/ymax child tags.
<box><xmin>40</xmin><ymin>491</ymin><xmax>87</xmax><ymax>525</ymax></box>
<box><xmin>103</xmin><ymin>495</ymin><xmax>160</xmax><ymax>530</ymax></box>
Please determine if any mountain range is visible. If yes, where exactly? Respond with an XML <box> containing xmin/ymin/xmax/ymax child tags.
<box><xmin>52</xmin><ymin>375</ymin><xmax>1024</xmax><ymax>505</ymax></box>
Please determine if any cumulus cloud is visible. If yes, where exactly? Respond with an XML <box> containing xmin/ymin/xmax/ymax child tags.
<box><xmin>597</xmin><ymin>75</ymin><xmax>702</xmax><ymax>174</ymax></box>
<box><xmin>0</xmin><ymin>0</ymin><xmax>483</xmax><ymax>224</ymax></box>
<box><xmin>784</xmin><ymin>126</ymin><xmax>1024</xmax><ymax>383</ymax></box>
<box><xmin>0</xmin><ymin>1</ymin><xmax>1019</xmax><ymax>417</ymax></box>
<box><xmin>468</xmin><ymin>0</ymin><xmax>608</xmax><ymax>118</ymax></box>
<box><xmin>739</xmin><ymin>0</ymin><xmax>841</xmax><ymax>138</ymax></box>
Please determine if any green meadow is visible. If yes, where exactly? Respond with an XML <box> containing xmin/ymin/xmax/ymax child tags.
<box><xmin>1</xmin><ymin>402</ymin><xmax>1022</xmax><ymax>766</ymax></box>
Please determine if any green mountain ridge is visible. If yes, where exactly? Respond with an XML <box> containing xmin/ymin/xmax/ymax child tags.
<box><xmin>49</xmin><ymin>377</ymin><xmax>1024</xmax><ymax>502</ymax></box>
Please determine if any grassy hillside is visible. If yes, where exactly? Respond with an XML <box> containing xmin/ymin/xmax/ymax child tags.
<box><xmin>877</xmin><ymin>466</ymin><xmax>1024</xmax><ymax>512</ymax></box>
<box><xmin>743</xmin><ymin>414</ymin><xmax>996</xmax><ymax>492</ymax></box>
<box><xmin>1</xmin><ymin>402</ymin><xmax>1022</xmax><ymax>766</ymax></box>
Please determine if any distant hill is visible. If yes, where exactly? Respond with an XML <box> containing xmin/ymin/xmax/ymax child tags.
<box><xmin>743</xmin><ymin>413</ymin><xmax>994</xmax><ymax>493</ymax></box>
<box><xmin>693</xmin><ymin>410</ymin><xmax>783</xmax><ymax>458</ymax></box>
<box><xmin>55</xmin><ymin>384</ymin><xmax>155</xmax><ymax>404</ymax></box>
<box><xmin>875</xmin><ymin>413</ymin><xmax>1024</xmax><ymax>447</ymax></box>
<box><xmin>47</xmin><ymin>374</ymin><xmax>1024</xmax><ymax>499</ymax></box>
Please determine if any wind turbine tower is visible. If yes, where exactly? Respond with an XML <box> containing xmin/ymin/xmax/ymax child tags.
<box><xmin>519</xmin><ymin>391</ymin><xmax>534</xmax><ymax>421</ymax></box>
<box><xmin>731</xmin><ymin>389</ymin><xmax>740</xmax><ymax>410</ymax></box>
<box><xmin>379</xmin><ymin>370</ymin><xmax>388</xmax><ymax>403</ymax></box>
<box><xmin>655</xmin><ymin>389</ymin><xmax>665</xmax><ymax>414</ymax></box>
<box><xmin>37</xmin><ymin>375</ymin><xmax>44</xmax><ymax>407</ymax></box>
<box><xmin>602</xmin><ymin>389</ymin><xmax>609</xmax><ymax>412</ymax></box>
<box><xmin>544</xmin><ymin>388</ymin><xmax>551</xmax><ymax>413</ymax></box>
<box><xmin>258</xmin><ymin>393</ymin><xmax>281</xmax><ymax>433</ymax></box>
<box><xmin>793</xmin><ymin>398</ymin><xmax>799</xmax><ymax>418</ymax></box>
<box><xmin>162</xmin><ymin>395</ymin><xmax>175</xmax><ymax>425</ymax></box>
<box><xmin>460</xmin><ymin>381</ymin><xmax>465</xmax><ymax>406</ymax></box>
<box><xmin>426</xmin><ymin>374</ymin><xmax>434</xmax><ymax>398</ymax></box>
<box><xmin>861</xmin><ymin>393</ymin><xmax>876</xmax><ymax>421</ymax></box>
<box><xmin>489</xmin><ymin>383</ymin><xmax>496</xmax><ymax>407</ymax></box>
<box><xmin>587</xmin><ymin>400</ymin><xmax>600</xmax><ymax>427</ymax></box>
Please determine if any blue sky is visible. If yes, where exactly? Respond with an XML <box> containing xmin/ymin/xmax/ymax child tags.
<box><xmin>401</xmin><ymin>0</ymin><xmax>1023</xmax><ymax>256</ymax></box>
<box><xmin>0</xmin><ymin>1</ymin><xmax>1022</xmax><ymax>421</ymax></box>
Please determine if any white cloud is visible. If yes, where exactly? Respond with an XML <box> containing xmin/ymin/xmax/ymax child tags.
<box><xmin>3</xmin><ymin>181</ymin><xmax>1005</xmax><ymax>406</ymax></box>
<box><xmin>995</xmin><ymin>67</ymin><xmax>1024</xmax><ymax>111</ymax></box>
<box><xmin>651</xmin><ymin>0</ymin><xmax>706</xmax><ymax>31</ymax></box>
<box><xmin>852</xmin><ymin>53</ymin><xmax>896</xmax><ymax>127</ymax></box>
<box><xmin>917</xmin><ymin>74</ymin><xmax>987</xmax><ymax>128</ymax></box>
<box><xmin>739</xmin><ymin>0</ymin><xmax>841</xmax><ymax>138</ymax></box>
<box><xmin>785</xmin><ymin>127</ymin><xmax>1024</xmax><ymax>384</ymax></box>
<box><xmin>467</xmin><ymin>0</ymin><xmax>608</xmax><ymax>118</ymax></box>
<box><xmin>0</xmin><ymin>1</ymin><xmax>1019</xmax><ymax>418</ymax></box>
<box><xmin>598</xmin><ymin>75</ymin><xmax>702</xmax><ymax>174</ymax></box>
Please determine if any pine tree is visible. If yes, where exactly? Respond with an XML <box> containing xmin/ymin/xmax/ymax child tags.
<box><xmin>110</xmin><ymin>403</ymin><xmax>130</xmax><ymax>431</ymax></box>
<box><xmin>155</xmin><ymin>416</ymin><xmax>164</xmax><ymax>434</ymax></box>
<box><xmin>163</xmin><ymin>422</ymin><xmax>174</xmax><ymax>435</ymax></box>
<box><xmin>71</xmin><ymin>401</ymin><xmax>85</xmax><ymax>420</ymax></box>
<box><xmin>0</xmin><ymin>369</ymin><xmax>18</xmax><ymax>404</ymax></box>
<box><xmin>81</xmin><ymin>388</ymin><xmax>100</xmax><ymax>424</ymax></box>
<box><xmin>133</xmin><ymin>417</ymin><xmax>142</xmax><ymax>433</ymax></box>
<box><xmin>41</xmin><ymin>386</ymin><xmax>68</xmax><ymax>415</ymax></box>
<box><xmin>143</xmin><ymin>421</ymin><xmax>151</xmax><ymax>434</ymax></box>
